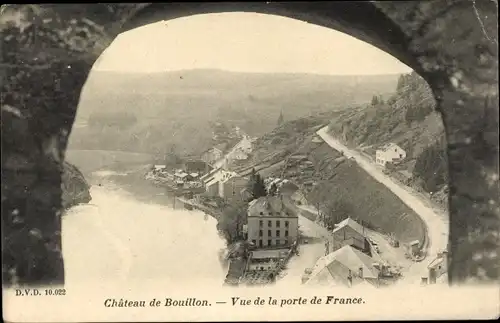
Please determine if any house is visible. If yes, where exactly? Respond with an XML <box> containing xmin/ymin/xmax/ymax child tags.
<box><xmin>409</xmin><ymin>240</ymin><xmax>420</xmax><ymax>256</ymax></box>
<box><xmin>174</xmin><ymin>170</ymin><xmax>194</xmax><ymax>182</ymax></box>
<box><xmin>214</xmin><ymin>136</ymin><xmax>254</xmax><ymax>168</ymax></box>
<box><xmin>205</xmin><ymin>178</ymin><xmax>219</xmax><ymax>197</ymax></box>
<box><xmin>247</xmin><ymin>195</ymin><xmax>299</xmax><ymax>249</ymax></box>
<box><xmin>201</xmin><ymin>144</ymin><xmax>225</xmax><ymax>165</ymax></box>
<box><xmin>200</xmin><ymin>167</ymin><xmax>237</xmax><ymax>185</ymax></box>
<box><xmin>235</xmin><ymin>135</ymin><xmax>253</xmax><ymax>154</ymax></box>
<box><xmin>201</xmin><ymin>167</ymin><xmax>247</xmax><ymax>200</ymax></box>
<box><xmin>427</xmin><ymin>250</ymin><xmax>448</xmax><ymax>284</ymax></box>
<box><xmin>246</xmin><ymin>249</ymin><xmax>289</xmax><ymax>271</ymax></box>
<box><xmin>219</xmin><ymin>175</ymin><xmax>249</xmax><ymax>203</ymax></box>
<box><xmin>375</xmin><ymin>143</ymin><xmax>406</xmax><ymax>167</ymax></box>
<box><xmin>330</xmin><ymin>217</ymin><xmax>369</xmax><ymax>254</ymax></box>
<box><xmin>231</xmin><ymin>149</ymin><xmax>250</xmax><ymax>160</ymax></box>
<box><xmin>153</xmin><ymin>165</ymin><xmax>167</xmax><ymax>171</ymax></box>
<box><xmin>183</xmin><ymin>160</ymin><xmax>212</xmax><ymax>175</ymax></box>
<box><xmin>305</xmin><ymin>245</ymin><xmax>380</xmax><ymax>288</ymax></box>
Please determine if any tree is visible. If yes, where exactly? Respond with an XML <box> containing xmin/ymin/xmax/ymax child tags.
<box><xmin>413</xmin><ymin>137</ymin><xmax>448</xmax><ymax>193</ymax></box>
<box><xmin>268</xmin><ymin>182</ymin><xmax>278</xmax><ymax>196</ymax></box>
<box><xmin>247</xmin><ymin>169</ymin><xmax>267</xmax><ymax>200</ymax></box>
<box><xmin>277</xmin><ymin>110</ymin><xmax>284</xmax><ymax>126</ymax></box>
<box><xmin>371</xmin><ymin>95</ymin><xmax>379</xmax><ymax>106</ymax></box>
<box><xmin>323</xmin><ymin>199</ymin><xmax>354</xmax><ymax>230</ymax></box>
<box><xmin>216</xmin><ymin>201</ymin><xmax>248</xmax><ymax>244</ymax></box>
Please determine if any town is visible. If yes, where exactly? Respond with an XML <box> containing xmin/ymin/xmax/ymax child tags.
<box><xmin>145</xmin><ymin>123</ymin><xmax>448</xmax><ymax>288</ymax></box>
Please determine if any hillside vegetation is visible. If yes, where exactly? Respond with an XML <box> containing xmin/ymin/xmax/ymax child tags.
<box><xmin>327</xmin><ymin>71</ymin><xmax>449</xmax><ymax>207</ymax></box>
<box><xmin>69</xmin><ymin>69</ymin><xmax>399</xmax><ymax>158</ymax></box>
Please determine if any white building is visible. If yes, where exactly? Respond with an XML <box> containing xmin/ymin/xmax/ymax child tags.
<box><xmin>375</xmin><ymin>143</ymin><xmax>406</xmax><ymax>167</ymax></box>
<box><xmin>214</xmin><ymin>135</ymin><xmax>254</xmax><ymax>169</ymax></box>
<box><xmin>427</xmin><ymin>250</ymin><xmax>448</xmax><ymax>284</ymax></box>
<box><xmin>201</xmin><ymin>145</ymin><xmax>225</xmax><ymax>165</ymax></box>
<box><xmin>247</xmin><ymin>196</ymin><xmax>299</xmax><ymax>248</ymax></box>
<box><xmin>201</xmin><ymin>167</ymin><xmax>238</xmax><ymax>185</ymax></box>
<box><xmin>201</xmin><ymin>167</ymin><xmax>242</xmax><ymax>197</ymax></box>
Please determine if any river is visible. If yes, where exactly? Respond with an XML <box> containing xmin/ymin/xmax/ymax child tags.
<box><xmin>61</xmin><ymin>164</ymin><xmax>331</xmax><ymax>289</ymax></box>
<box><xmin>61</xmin><ymin>169</ymin><xmax>228</xmax><ymax>289</ymax></box>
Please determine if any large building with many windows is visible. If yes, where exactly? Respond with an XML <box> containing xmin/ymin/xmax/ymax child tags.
<box><xmin>246</xmin><ymin>195</ymin><xmax>299</xmax><ymax>249</ymax></box>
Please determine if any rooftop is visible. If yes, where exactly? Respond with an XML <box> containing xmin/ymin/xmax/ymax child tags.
<box><xmin>213</xmin><ymin>143</ymin><xmax>228</xmax><ymax>152</ymax></box>
<box><xmin>306</xmin><ymin>245</ymin><xmax>380</xmax><ymax>287</ymax></box>
<box><xmin>248</xmin><ymin>195</ymin><xmax>298</xmax><ymax>218</ymax></box>
<box><xmin>200</xmin><ymin>166</ymin><xmax>222</xmax><ymax>180</ymax></box>
<box><xmin>428</xmin><ymin>255</ymin><xmax>445</xmax><ymax>269</ymax></box>
<box><xmin>220</xmin><ymin>172</ymin><xmax>244</xmax><ymax>184</ymax></box>
<box><xmin>250</xmin><ymin>248</ymin><xmax>290</xmax><ymax>259</ymax></box>
<box><xmin>332</xmin><ymin>217</ymin><xmax>366</xmax><ymax>237</ymax></box>
<box><xmin>377</xmin><ymin>142</ymin><xmax>404</xmax><ymax>153</ymax></box>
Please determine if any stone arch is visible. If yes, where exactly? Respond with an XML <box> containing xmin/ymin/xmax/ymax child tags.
<box><xmin>1</xmin><ymin>2</ymin><xmax>498</xmax><ymax>287</ymax></box>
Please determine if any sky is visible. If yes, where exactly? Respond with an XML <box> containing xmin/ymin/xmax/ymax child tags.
<box><xmin>93</xmin><ymin>12</ymin><xmax>412</xmax><ymax>75</ymax></box>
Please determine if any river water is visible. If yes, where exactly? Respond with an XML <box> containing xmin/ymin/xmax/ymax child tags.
<box><xmin>61</xmin><ymin>169</ymin><xmax>228</xmax><ymax>289</ymax></box>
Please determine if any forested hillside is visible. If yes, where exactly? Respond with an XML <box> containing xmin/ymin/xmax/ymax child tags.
<box><xmin>327</xmin><ymin>71</ymin><xmax>449</xmax><ymax>205</ymax></box>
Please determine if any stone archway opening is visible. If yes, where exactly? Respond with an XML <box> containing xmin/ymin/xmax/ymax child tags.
<box><xmin>1</xmin><ymin>2</ymin><xmax>498</xmax><ymax>288</ymax></box>
<box><xmin>67</xmin><ymin>12</ymin><xmax>449</xmax><ymax>289</ymax></box>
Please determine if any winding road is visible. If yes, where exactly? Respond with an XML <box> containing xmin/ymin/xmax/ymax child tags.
<box><xmin>316</xmin><ymin>126</ymin><xmax>449</xmax><ymax>284</ymax></box>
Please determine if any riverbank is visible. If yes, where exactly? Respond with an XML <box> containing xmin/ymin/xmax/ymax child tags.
<box><xmin>62</xmin><ymin>173</ymin><xmax>228</xmax><ymax>288</ymax></box>
<box><xmin>91</xmin><ymin>165</ymin><xmax>179</xmax><ymax>208</ymax></box>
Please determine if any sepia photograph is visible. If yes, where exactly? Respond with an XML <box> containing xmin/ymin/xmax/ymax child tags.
<box><xmin>1</xmin><ymin>2</ymin><xmax>499</xmax><ymax>322</ymax></box>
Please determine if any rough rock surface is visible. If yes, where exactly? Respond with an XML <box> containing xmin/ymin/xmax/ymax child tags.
<box><xmin>61</xmin><ymin>161</ymin><xmax>91</xmax><ymax>210</ymax></box>
<box><xmin>1</xmin><ymin>2</ymin><xmax>498</xmax><ymax>286</ymax></box>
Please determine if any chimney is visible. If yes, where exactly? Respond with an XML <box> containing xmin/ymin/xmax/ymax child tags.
<box><xmin>358</xmin><ymin>267</ymin><xmax>363</xmax><ymax>278</ymax></box>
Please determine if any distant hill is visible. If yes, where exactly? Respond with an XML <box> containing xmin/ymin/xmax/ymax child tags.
<box><xmin>69</xmin><ymin>69</ymin><xmax>400</xmax><ymax>157</ymax></box>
